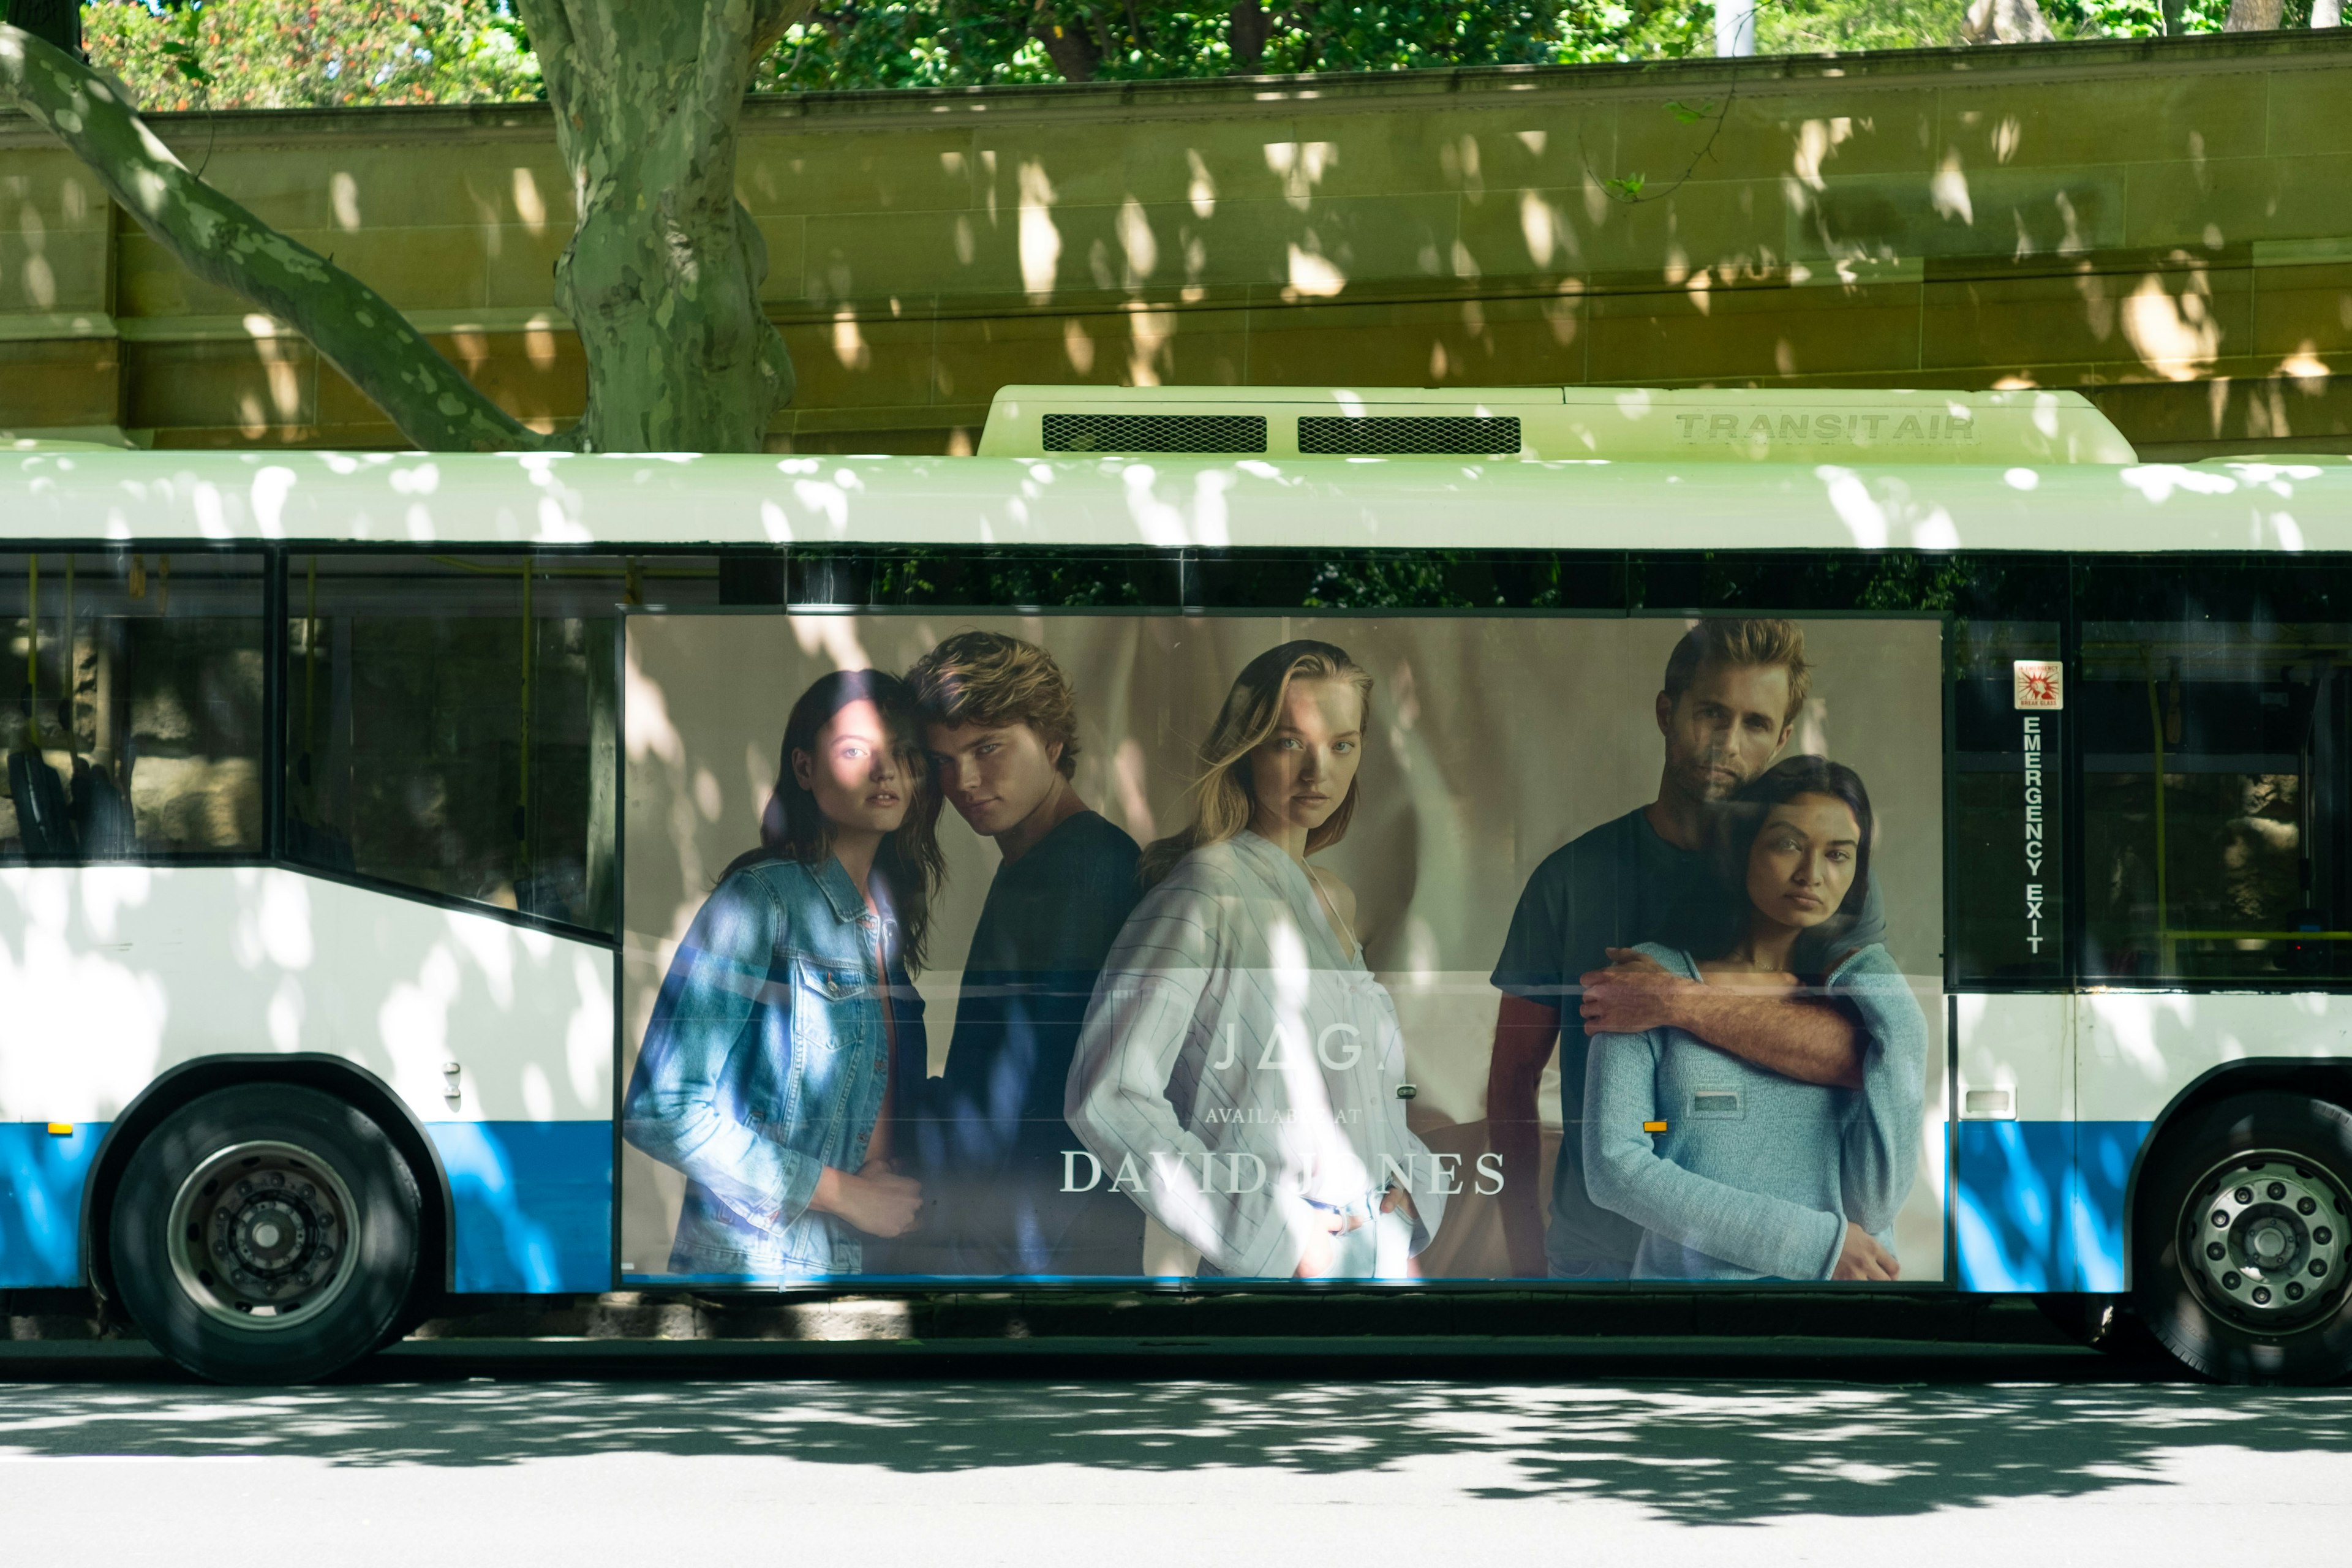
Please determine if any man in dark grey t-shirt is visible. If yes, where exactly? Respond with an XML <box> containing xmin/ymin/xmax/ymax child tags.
<box><xmin>1486</xmin><ymin>619</ymin><xmax>1886</xmax><ymax>1280</ymax></box>
<box><xmin>902</xmin><ymin>631</ymin><xmax>1147</xmax><ymax>1279</ymax></box>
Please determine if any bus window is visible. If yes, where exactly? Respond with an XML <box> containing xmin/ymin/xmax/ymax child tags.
<box><xmin>282</xmin><ymin>552</ymin><xmax>714</xmax><ymax>935</ymax></box>
<box><xmin>2079</xmin><ymin>559</ymin><xmax>2352</xmax><ymax>985</ymax></box>
<box><xmin>1</xmin><ymin>550</ymin><xmax>265</xmax><ymax>862</ymax></box>
<box><xmin>1950</xmin><ymin>618</ymin><xmax>2066</xmax><ymax>986</ymax></box>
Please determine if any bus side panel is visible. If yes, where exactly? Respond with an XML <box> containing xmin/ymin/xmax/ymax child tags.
<box><xmin>0</xmin><ymin>867</ymin><xmax>615</xmax><ymax>1292</ymax></box>
<box><xmin>0</xmin><ymin>1122</ymin><xmax>102</xmax><ymax>1287</ymax></box>
<box><xmin>1953</xmin><ymin>1119</ymin><xmax>2149</xmax><ymax>1292</ymax></box>
<box><xmin>428</xmin><ymin>1121</ymin><xmax>612</xmax><ymax>1294</ymax></box>
<box><xmin>1955</xmin><ymin>993</ymin><xmax>2076</xmax><ymax>1291</ymax></box>
<box><xmin>2076</xmin><ymin>991</ymin><xmax>2352</xmax><ymax>1290</ymax></box>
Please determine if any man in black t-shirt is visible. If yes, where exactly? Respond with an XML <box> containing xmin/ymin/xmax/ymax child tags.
<box><xmin>1486</xmin><ymin>619</ymin><xmax>1886</xmax><ymax>1279</ymax></box>
<box><xmin>902</xmin><ymin>632</ymin><xmax>1146</xmax><ymax>1277</ymax></box>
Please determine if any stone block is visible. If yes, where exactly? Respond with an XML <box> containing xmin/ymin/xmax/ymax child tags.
<box><xmin>124</xmin><ymin>337</ymin><xmax>317</xmax><ymax>440</ymax></box>
<box><xmin>1587</xmin><ymin>277</ymin><xmax>1920</xmax><ymax>386</ymax></box>
<box><xmin>1940</xmin><ymin>72</ymin><xmax>2269</xmax><ymax>171</ymax></box>
<box><xmin>0</xmin><ymin>336</ymin><xmax>119</xmax><ymax>428</ymax></box>
<box><xmin>739</xmin><ymin>126</ymin><xmax>981</xmax><ymax>217</ymax></box>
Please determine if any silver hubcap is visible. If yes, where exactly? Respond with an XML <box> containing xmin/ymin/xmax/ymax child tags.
<box><xmin>2180</xmin><ymin>1150</ymin><xmax>2350</xmax><ymax>1330</ymax></box>
<box><xmin>167</xmin><ymin>1141</ymin><xmax>358</xmax><ymax>1331</ymax></box>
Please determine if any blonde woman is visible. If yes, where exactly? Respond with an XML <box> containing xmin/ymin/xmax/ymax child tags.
<box><xmin>1065</xmin><ymin>640</ymin><xmax>1446</xmax><ymax>1279</ymax></box>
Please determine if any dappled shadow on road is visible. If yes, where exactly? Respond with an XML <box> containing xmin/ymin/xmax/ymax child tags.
<box><xmin>1</xmin><ymin>1367</ymin><xmax>2348</xmax><ymax>1525</ymax></box>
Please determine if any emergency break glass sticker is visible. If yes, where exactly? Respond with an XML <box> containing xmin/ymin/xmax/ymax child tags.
<box><xmin>2014</xmin><ymin>659</ymin><xmax>2064</xmax><ymax>710</ymax></box>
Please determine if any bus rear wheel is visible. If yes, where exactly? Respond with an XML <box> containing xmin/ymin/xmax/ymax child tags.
<box><xmin>110</xmin><ymin>1084</ymin><xmax>421</xmax><ymax>1384</ymax></box>
<box><xmin>2132</xmin><ymin>1091</ymin><xmax>2352</xmax><ymax>1385</ymax></box>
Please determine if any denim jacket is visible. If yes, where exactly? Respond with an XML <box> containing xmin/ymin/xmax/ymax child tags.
<box><xmin>623</xmin><ymin>854</ymin><xmax>926</xmax><ymax>1281</ymax></box>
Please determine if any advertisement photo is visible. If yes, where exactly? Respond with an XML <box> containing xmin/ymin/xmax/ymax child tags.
<box><xmin>617</xmin><ymin>612</ymin><xmax>1947</xmax><ymax>1287</ymax></box>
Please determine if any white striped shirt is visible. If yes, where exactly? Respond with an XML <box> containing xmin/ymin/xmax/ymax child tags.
<box><xmin>1065</xmin><ymin>831</ymin><xmax>1448</xmax><ymax>1277</ymax></box>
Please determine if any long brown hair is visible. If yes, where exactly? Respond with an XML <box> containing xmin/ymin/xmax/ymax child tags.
<box><xmin>1139</xmin><ymin>639</ymin><xmax>1373</xmax><ymax>887</ymax></box>
<box><xmin>728</xmin><ymin>668</ymin><xmax>944</xmax><ymax>971</ymax></box>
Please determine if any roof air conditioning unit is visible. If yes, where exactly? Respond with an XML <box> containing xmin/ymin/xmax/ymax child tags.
<box><xmin>978</xmin><ymin>384</ymin><xmax>2136</xmax><ymax>464</ymax></box>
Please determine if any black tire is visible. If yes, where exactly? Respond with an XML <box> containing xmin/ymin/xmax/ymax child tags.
<box><xmin>2131</xmin><ymin>1091</ymin><xmax>2352</xmax><ymax>1385</ymax></box>
<box><xmin>109</xmin><ymin>1083</ymin><xmax>421</xmax><ymax>1384</ymax></box>
<box><xmin>2031</xmin><ymin>1293</ymin><xmax>2174</xmax><ymax>1365</ymax></box>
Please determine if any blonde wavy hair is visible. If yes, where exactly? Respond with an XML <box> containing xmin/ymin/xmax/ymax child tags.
<box><xmin>1139</xmin><ymin>639</ymin><xmax>1374</xmax><ymax>886</ymax></box>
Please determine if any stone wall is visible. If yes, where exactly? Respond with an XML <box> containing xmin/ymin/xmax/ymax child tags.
<box><xmin>4</xmin><ymin>33</ymin><xmax>2350</xmax><ymax>458</ymax></box>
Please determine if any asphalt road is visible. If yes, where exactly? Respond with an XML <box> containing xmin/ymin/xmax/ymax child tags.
<box><xmin>3</xmin><ymin>1344</ymin><xmax>2347</xmax><ymax>1564</ymax></box>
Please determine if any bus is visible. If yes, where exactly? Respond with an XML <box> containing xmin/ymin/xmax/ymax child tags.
<box><xmin>4</xmin><ymin>385</ymin><xmax>2349</xmax><ymax>1385</ymax></box>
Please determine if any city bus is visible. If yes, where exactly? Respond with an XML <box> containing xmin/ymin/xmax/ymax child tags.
<box><xmin>4</xmin><ymin>384</ymin><xmax>2350</xmax><ymax>1385</ymax></box>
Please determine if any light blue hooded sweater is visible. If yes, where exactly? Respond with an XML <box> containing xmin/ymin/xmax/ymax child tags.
<box><xmin>1582</xmin><ymin>941</ymin><xmax>1926</xmax><ymax>1282</ymax></box>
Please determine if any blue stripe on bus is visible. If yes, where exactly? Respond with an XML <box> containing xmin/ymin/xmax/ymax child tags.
<box><xmin>1956</xmin><ymin>1119</ymin><xmax>2150</xmax><ymax>1292</ymax></box>
<box><xmin>0</xmin><ymin>1122</ymin><xmax>104</xmax><ymax>1287</ymax></box>
<box><xmin>1</xmin><ymin>1120</ymin><xmax>611</xmax><ymax>1294</ymax></box>
<box><xmin>427</xmin><ymin>1121</ymin><xmax>612</xmax><ymax>1294</ymax></box>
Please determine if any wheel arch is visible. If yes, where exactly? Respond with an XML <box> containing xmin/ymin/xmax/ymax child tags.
<box><xmin>2121</xmin><ymin>1056</ymin><xmax>2352</xmax><ymax>1290</ymax></box>
<box><xmin>81</xmin><ymin>1055</ymin><xmax>454</xmax><ymax>1311</ymax></box>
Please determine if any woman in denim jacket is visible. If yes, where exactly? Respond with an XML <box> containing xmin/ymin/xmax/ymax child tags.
<box><xmin>625</xmin><ymin>669</ymin><xmax>944</xmax><ymax>1281</ymax></box>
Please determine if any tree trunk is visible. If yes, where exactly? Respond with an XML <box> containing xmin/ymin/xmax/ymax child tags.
<box><xmin>0</xmin><ymin>24</ymin><xmax>540</xmax><ymax>451</ymax></box>
<box><xmin>2</xmin><ymin>0</ymin><xmax>77</xmax><ymax>55</ymax></box>
<box><xmin>2223</xmin><ymin>0</ymin><xmax>2284</xmax><ymax>26</ymax></box>
<box><xmin>1959</xmin><ymin>0</ymin><xmax>2057</xmax><ymax>41</ymax></box>
<box><xmin>519</xmin><ymin>1</ymin><xmax>803</xmax><ymax>454</ymax></box>
<box><xmin>2316</xmin><ymin>0</ymin><xmax>2343</xmax><ymax>26</ymax></box>
<box><xmin>1229</xmin><ymin>1</ymin><xmax>1270</xmax><ymax>70</ymax></box>
<box><xmin>1032</xmin><ymin>2</ymin><xmax>1102</xmax><ymax>81</ymax></box>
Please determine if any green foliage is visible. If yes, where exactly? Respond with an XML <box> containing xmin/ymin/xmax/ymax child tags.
<box><xmin>752</xmin><ymin>2</ymin><xmax>1713</xmax><ymax>93</ymax></box>
<box><xmin>81</xmin><ymin>1</ymin><xmax>540</xmax><ymax>111</ymax></box>
<box><xmin>2040</xmin><ymin>0</ymin><xmax>2235</xmax><ymax>35</ymax></box>
<box><xmin>1751</xmin><ymin>0</ymin><xmax>1980</xmax><ymax>50</ymax></box>
<box><xmin>71</xmin><ymin>0</ymin><xmax>2305</xmax><ymax>112</ymax></box>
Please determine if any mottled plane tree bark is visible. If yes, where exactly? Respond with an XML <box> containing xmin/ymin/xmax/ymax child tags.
<box><xmin>1958</xmin><ymin>0</ymin><xmax>2056</xmax><ymax>43</ymax></box>
<box><xmin>0</xmin><ymin>1</ymin><xmax>810</xmax><ymax>453</ymax></box>
<box><xmin>521</xmin><ymin>1</ymin><xmax>805</xmax><ymax>451</ymax></box>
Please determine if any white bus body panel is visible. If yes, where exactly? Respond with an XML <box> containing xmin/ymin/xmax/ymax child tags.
<box><xmin>2078</xmin><ymin>991</ymin><xmax>2352</xmax><ymax>1123</ymax></box>
<box><xmin>0</xmin><ymin>869</ymin><xmax>612</xmax><ymax>1294</ymax></box>
<box><xmin>5</xmin><ymin>450</ymin><xmax>2348</xmax><ymax>554</ymax></box>
<box><xmin>1957</xmin><ymin>990</ymin><xmax>2352</xmax><ymax>1294</ymax></box>
<box><xmin>0</xmin><ymin>867</ymin><xmax>611</xmax><ymax>1126</ymax></box>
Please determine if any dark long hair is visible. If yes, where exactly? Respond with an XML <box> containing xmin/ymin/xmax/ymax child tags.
<box><xmin>725</xmin><ymin>668</ymin><xmax>944</xmax><ymax>972</ymax></box>
<box><xmin>1694</xmin><ymin>755</ymin><xmax>1874</xmax><ymax>981</ymax></box>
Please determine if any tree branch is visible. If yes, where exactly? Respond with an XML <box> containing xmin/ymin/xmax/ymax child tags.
<box><xmin>0</xmin><ymin>24</ymin><xmax>548</xmax><ymax>451</ymax></box>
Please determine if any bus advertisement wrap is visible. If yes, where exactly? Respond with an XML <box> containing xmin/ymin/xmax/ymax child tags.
<box><xmin>618</xmin><ymin>612</ymin><xmax>1947</xmax><ymax>1286</ymax></box>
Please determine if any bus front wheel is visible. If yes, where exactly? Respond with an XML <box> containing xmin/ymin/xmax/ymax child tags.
<box><xmin>110</xmin><ymin>1083</ymin><xmax>421</xmax><ymax>1384</ymax></box>
<box><xmin>2133</xmin><ymin>1091</ymin><xmax>2352</xmax><ymax>1385</ymax></box>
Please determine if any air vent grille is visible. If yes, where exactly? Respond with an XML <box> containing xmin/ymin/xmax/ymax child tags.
<box><xmin>1297</xmin><ymin>415</ymin><xmax>1523</xmax><ymax>455</ymax></box>
<box><xmin>1041</xmin><ymin>413</ymin><xmax>1267</xmax><ymax>453</ymax></box>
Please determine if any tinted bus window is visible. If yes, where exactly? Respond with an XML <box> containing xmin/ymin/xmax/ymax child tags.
<box><xmin>2079</xmin><ymin>559</ymin><xmax>2352</xmax><ymax>985</ymax></box>
<box><xmin>1</xmin><ymin>550</ymin><xmax>263</xmax><ymax>861</ymax></box>
<box><xmin>1951</xmin><ymin>619</ymin><xmax>2065</xmax><ymax>986</ymax></box>
<box><xmin>282</xmin><ymin>552</ymin><xmax>717</xmax><ymax>934</ymax></box>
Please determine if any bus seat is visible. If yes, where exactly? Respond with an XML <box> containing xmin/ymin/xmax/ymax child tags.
<box><xmin>69</xmin><ymin>758</ymin><xmax>137</xmax><ymax>859</ymax></box>
<box><xmin>8</xmin><ymin>750</ymin><xmax>80</xmax><ymax>859</ymax></box>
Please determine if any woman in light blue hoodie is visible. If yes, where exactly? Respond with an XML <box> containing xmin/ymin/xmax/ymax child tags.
<box><xmin>1584</xmin><ymin>756</ymin><xmax>1924</xmax><ymax>1283</ymax></box>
